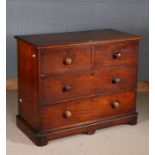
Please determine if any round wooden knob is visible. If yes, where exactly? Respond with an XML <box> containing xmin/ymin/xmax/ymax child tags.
<box><xmin>112</xmin><ymin>77</ymin><xmax>120</xmax><ymax>84</ymax></box>
<box><xmin>112</xmin><ymin>101</ymin><xmax>120</xmax><ymax>108</ymax></box>
<box><xmin>64</xmin><ymin>57</ymin><xmax>72</xmax><ymax>65</ymax></box>
<box><xmin>64</xmin><ymin>110</ymin><xmax>72</xmax><ymax>118</ymax></box>
<box><xmin>113</xmin><ymin>52</ymin><xmax>122</xmax><ymax>59</ymax></box>
<box><xmin>63</xmin><ymin>84</ymin><xmax>72</xmax><ymax>92</ymax></box>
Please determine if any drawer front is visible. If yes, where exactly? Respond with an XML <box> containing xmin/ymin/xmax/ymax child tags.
<box><xmin>94</xmin><ymin>41</ymin><xmax>139</xmax><ymax>68</ymax></box>
<box><xmin>40</xmin><ymin>46</ymin><xmax>91</xmax><ymax>74</ymax></box>
<box><xmin>40</xmin><ymin>66</ymin><xmax>137</xmax><ymax>103</ymax></box>
<box><xmin>41</xmin><ymin>91</ymin><xmax>136</xmax><ymax>131</ymax></box>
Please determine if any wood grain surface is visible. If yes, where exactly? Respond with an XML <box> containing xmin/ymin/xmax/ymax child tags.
<box><xmin>15</xmin><ymin>29</ymin><xmax>141</xmax><ymax>146</ymax></box>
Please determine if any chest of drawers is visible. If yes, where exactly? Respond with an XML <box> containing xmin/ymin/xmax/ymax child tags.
<box><xmin>15</xmin><ymin>29</ymin><xmax>141</xmax><ymax>146</ymax></box>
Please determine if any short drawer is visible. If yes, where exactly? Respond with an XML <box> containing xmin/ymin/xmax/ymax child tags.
<box><xmin>40</xmin><ymin>66</ymin><xmax>137</xmax><ymax>103</ymax></box>
<box><xmin>94</xmin><ymin>41</ymin><xmax>139</xmax><ymax>68</ymax></box>
<box><xmin>41</xmin><ymin>91</ymin><xmax>136</xmax><ymax>131</ymax></box>
<box><xmin>40</xmin><ymin>46</ymin><xmax>91</xmax><ymax>74</ymax></box>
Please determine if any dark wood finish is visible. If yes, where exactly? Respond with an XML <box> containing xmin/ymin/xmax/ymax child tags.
<box><xmin>15</xmin><ymin>29</ymin><xmax>141</xmax><ymax>47</ymax></box>
<box><xmin>17</xmin><ymin>112</ymin><xmax>137</xmax><ymax>146</ymax></box>
<box><xmin>94</xmin><ymin>40</ymin><xmax>139</xmax><ymax>68</ymax></box>
<box><xmin>17</xmin><ymin>40</ymin><xmax>40</xmax><ymax>129</ymax></box>
<box><xmin>15</xmin><ymin>29</ymin><xmax>141</xmax><ymax>146</ymax></box>
<box><xmin>41</xmin><ymin>91</ymin><xmax>136</xmax><ymax>132</ymax></box>
<box><xmin>40</xmin><ymin>66</ymin><xmax>137</xmax><ymax>103</ymax></box>
<box><xmin>40</xmin><ymin>46</ymin><xmax>92</xmax><ymax>75</ymax></box>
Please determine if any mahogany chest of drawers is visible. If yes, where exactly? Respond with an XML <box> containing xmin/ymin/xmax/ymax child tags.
<box><xmin>15</xmin><ymin>29</ymin><xmax>141</xmax><ymax>146</ymax></box>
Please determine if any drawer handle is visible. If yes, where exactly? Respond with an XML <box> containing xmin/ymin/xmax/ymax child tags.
<box><xmin>112</xmin><ymin>77</ymin><xmax>120</xmax><ymax>84</ymax></box>
<box><xmin>63</xmin><ymin>84</ymin><xmax>72</xmax><ymax>92</ymax></box>
<box><xmin>113</xmin><ymin>52</ymin><xmax>122</xmax><ymax>59</ymax></box>
<box><xmin>64</xmin><ymin>57</ymin><xmax>72</xmax><ymax>65</ymax></box>
<box><xmin>112</xmin><ymin>101</ymin><xmax>120</xmax><ymax>108</ymax></box>
<box><xmin>64</xmin><ymin>110</ymin><xmax>72</xmax><ymax>118</ymax></box>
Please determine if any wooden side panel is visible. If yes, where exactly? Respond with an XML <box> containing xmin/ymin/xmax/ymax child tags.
<box><xmin>17</xmin><ymin>40</ymin><xmax>39</xmax><ymax>130</ymax></box>
<box><xmin>41</xmin><ymin>91</ymin><xmax>136</xmax><ymax>132</ymax></box>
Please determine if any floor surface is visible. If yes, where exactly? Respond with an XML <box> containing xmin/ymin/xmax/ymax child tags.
<box><xmin>6</xmin><ymin>91</ymin><xmax>149</xmax><ymax>155</ymax></box>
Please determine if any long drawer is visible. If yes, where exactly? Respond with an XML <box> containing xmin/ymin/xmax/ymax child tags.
<box><xmin>40</xmin><ymin>66</ymin><xmax>137</xmax><ymax>103</ymax></box>
<box><xmin>41</xmin><ymin>91</ymin><xmax>136</xmax><ymax>132</ymax></box>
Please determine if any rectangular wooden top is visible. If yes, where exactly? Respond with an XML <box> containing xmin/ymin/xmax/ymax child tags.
<box><xmin>15</xmin><ymin>29</ymin><xmax>141</xmax><ymax>48</ymax></box>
